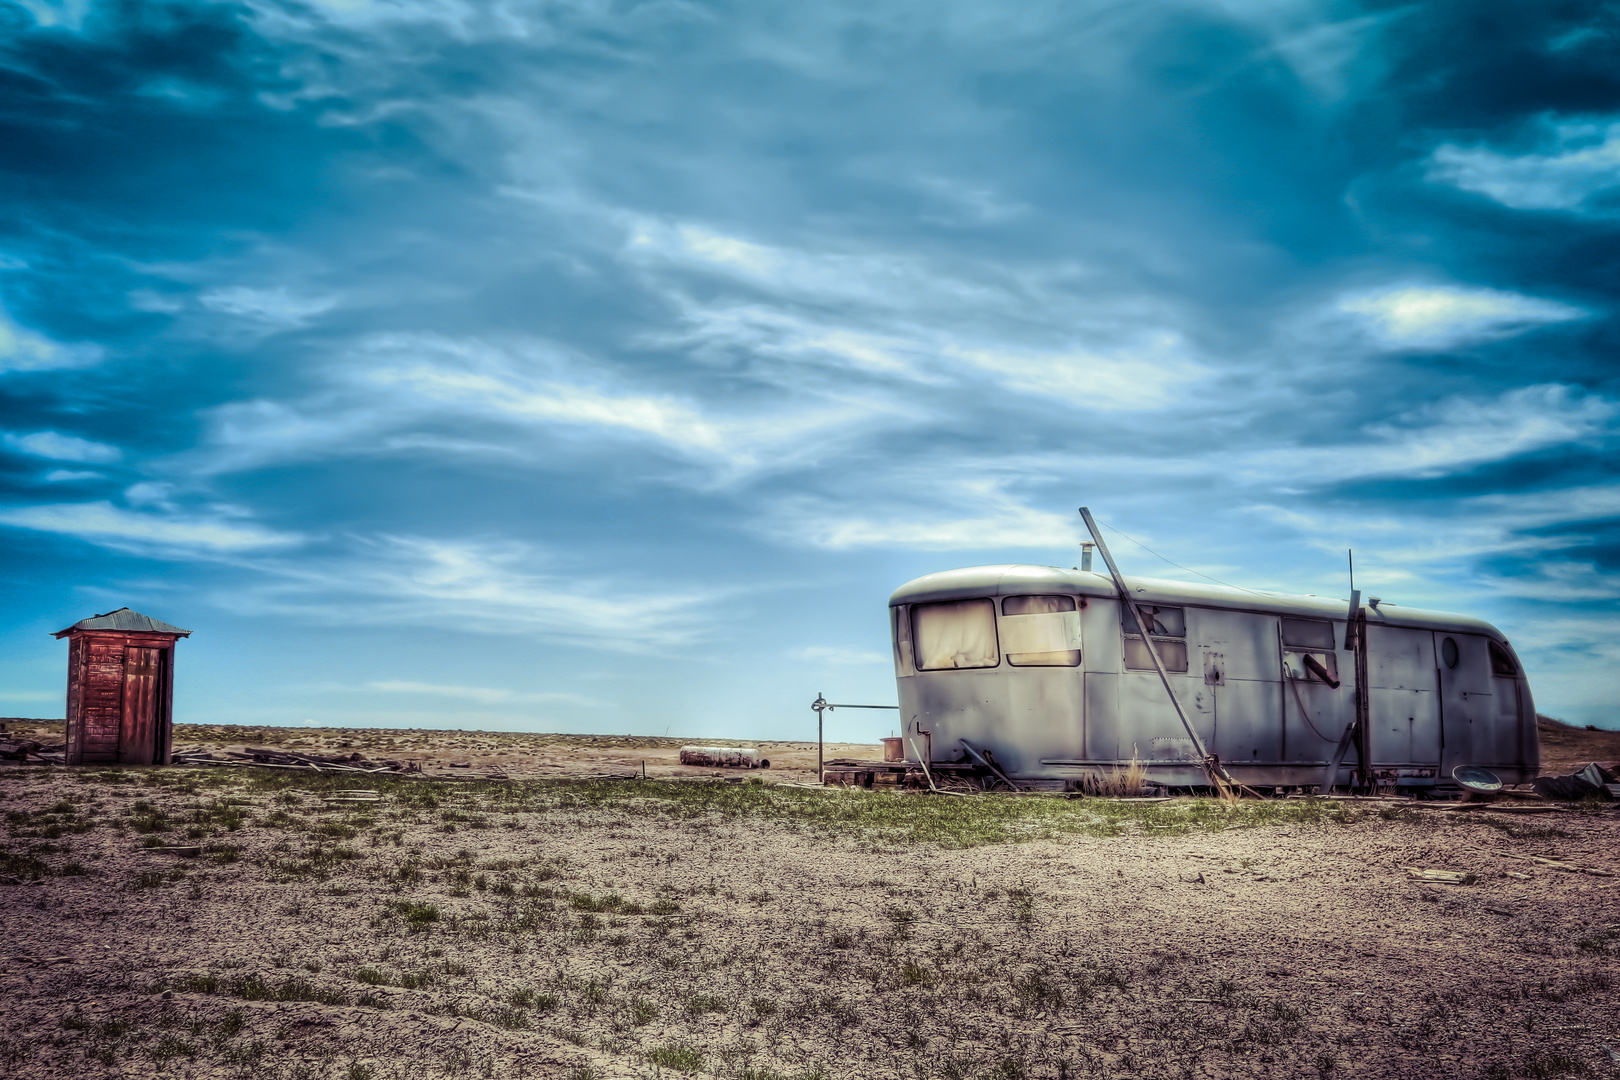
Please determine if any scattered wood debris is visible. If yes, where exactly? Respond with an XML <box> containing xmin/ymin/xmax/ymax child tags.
<box><xmin>1439</xmin><ymin>803</ymin><xmax>1566</xmax><ymax>814</ymax></box>
<box><xmin>1497</xmin><ymin>853</ymin><xmax>1616</xmax><ymax>878</ymax></box>
<box><xmin>1403</xmin><ymin>867</ymin><xmax>1475</xmax><ymax>884</ymax></box>
<box><xmin>321</xmin><ymin>790</ymin><xmax>383</xmax><ymax>804</ymax></box>
<box><xmin>172</xmin><ymin>748</ymin><xmax>421</xmax><ymax>774</ymax></box>
<box><xmin>0</xmin><ymin>739</ymin><xmax>67</xmax><ymax>764</ymax></box>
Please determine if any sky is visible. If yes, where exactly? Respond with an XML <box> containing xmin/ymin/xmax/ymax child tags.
<box><xmin>1</xmin><ymin>0</ymin><xmax>1617</xmax><ymax>739</ymax></box>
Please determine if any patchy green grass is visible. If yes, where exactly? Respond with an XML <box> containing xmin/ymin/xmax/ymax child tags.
<box><xmin>647</xmin><ymin>1044</ymin><xmax>705</xmax><ymax>1072</ymax></box>
<box><xmin>163</xmin><ymin>765</ymin><xmax>1355</xmax><ymax>849</ymax></box>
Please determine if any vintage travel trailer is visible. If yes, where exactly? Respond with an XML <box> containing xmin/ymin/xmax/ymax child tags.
<box><xmin>889</xmin><ymin>564</ymin><xmax>1539</xmax><ymax>791</ymax></box>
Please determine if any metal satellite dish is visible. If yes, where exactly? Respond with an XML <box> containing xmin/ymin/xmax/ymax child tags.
<box><xmin>1451</xmin><ymin>765</ymin><xmax>1503</xmax><ymax>794</ymax></box>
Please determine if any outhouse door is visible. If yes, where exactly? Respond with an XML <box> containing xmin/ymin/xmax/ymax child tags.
<box><xmin>119</xmin><ymin>647</ymin><xmax>163</xmax><ymax>765</ymax></box>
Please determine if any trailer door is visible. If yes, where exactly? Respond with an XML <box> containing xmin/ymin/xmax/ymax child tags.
<box><xmin>998</xmin><ymin>595</ymin><xmax>1084</xmax><ymax>774</ymax></box>
<box><xmin>1194</xmin><ymin>608</ymin><xmax>1282</xmax><ymax>764</ymax></box>
<box><xmin>1365</xmin><ymin>626</ymin><xmax>1441</xmax><ymax>767</ymax></box>
<box><xmin>119</xmin><ymin>646</ymin><xmax>162</xmax><ymax>766</ymax></box>
<box><xmin>1435</xmin><ymin>633</ymin><xmax>1494</xmax><ymax>776</ymax></box>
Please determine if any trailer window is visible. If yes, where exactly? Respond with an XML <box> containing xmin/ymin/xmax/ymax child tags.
<box><xmin>1282</xmin><ymin>619</ymin><xmax>1335</xmax><ymax>650</ymax></box>
<box><xmin>1121</xmin><ymin>604</ymin><xmax>1187</xmax><ymax>672</ymax></box>
<box><xmin>1002</xmin><ymin>595</ymin><xmax>1074</xmax><ymax>616</ymax></box>
<box><xmin>912</xmin><ymin>599</ymin><xmax>999</xmax><ymax>671</ymax></box>
<box><xmin>1001</xmin><ymin>595</ymin><xmax>1080</xmax><ymax>667</ymax></box>
<box><xmin>1488</xmin><ymin>640</ymin><xmax>1518</xmax><ymax>677</ymax></box>
<box><xmin>892</xmin><ymin>606</ymin><xmax>911</xmax><ymax>674</ymax></box>
<box><xmin>1124</xmin><ymin>637</ymin><xmax>1188</xmax><ymax>672</ymax></box>
<box><xmin>1121</xmin><ymin>604</ymin><xmax>1185</xmax><ymax>638</ymax></box>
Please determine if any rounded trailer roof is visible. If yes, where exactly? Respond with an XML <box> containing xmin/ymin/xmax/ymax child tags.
<box><xmin>889</xmin><ymin>564</ymin><xmax>1506</xmax><ymax>640</ymax></box>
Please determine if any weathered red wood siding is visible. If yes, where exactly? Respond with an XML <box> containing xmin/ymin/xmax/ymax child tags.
<box><xmin>63</xmin><ymin>630</ymin><xmax>181</xmax><ymax>766</ymax></box>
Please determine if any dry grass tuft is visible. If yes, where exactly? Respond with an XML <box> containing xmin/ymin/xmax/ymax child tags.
<box><xmin>1084</xmin><ymin>748</ymin><xmax>1148</xmax><ymax>797</ymax></box>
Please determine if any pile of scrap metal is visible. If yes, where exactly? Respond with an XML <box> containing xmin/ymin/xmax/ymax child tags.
<box><xmin>678</xmin><ymin>745</ymin><xmax>770</xmax><ymax>769</ymax></box>
<box><xmin>1531</xmin><ymin>762</ymin><xmax>1620</xmax><ymax>801</ymax></box>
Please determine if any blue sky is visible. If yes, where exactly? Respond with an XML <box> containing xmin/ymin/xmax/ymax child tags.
<box><xmin>1</xmin><ymin>0</ymin><xmax>1617</xmax><ymax>737</ymax></box>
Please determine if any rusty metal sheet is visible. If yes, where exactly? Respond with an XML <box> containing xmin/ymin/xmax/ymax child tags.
<box><xmin>53</xmin><ymin>608</ymin><xmax>190</xmax><ymax>638</ymax></box>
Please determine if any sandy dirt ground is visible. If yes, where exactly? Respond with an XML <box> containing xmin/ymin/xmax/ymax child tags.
<box><xmin>2</xmin><ymin>725</ymin><xmax>1618</xmax><ymax>1080</ymax></box>
<box><xmin>3</xmin><ymin>722</ymin><xmax>1620</xmax><ymax>1075</ymax></box>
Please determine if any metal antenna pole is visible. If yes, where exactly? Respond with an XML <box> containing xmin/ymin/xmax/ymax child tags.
<box><xmin>1079</xmin><ymin>507</ymin><xmax>1235</xmax><ymax>790</ymax></box>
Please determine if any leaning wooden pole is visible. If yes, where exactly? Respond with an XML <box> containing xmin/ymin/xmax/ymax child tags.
<box><xmin>1078</xmin><ymin>507</ymin><xmax>1240</xmax><ymax>792</ymax></box>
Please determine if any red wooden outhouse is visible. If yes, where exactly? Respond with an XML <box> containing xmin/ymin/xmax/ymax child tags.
<box><xmin>54</xmin><ymin>609</ymin><xmax>191</xmax><ymax>766</ymax></box>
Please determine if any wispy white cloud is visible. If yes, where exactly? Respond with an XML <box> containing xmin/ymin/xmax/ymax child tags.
<box><xmin>774</xmin><ymin>478</ymin><xmax>1078</xmax><ymax>552</ymax></box>
<box><xmin>127</xmin><ymin>289</ymin><xmax>185</xmax><ymax>314</ymax></box>
<box><xmin>125</xmin><ymin>482</ymin><xmax>179</xmax><ymax>509</ymax></box>
<box><xmin>11</xmin><ymin>0</ymin><xmax>90</xmax><ymax>31</ymax></box>
<box><xmin>0</xmin><ymin>501</ymin><xmax>302</xmax><ymax>556</ymax></box>
<box><xmin>1244</xmin><ymin>480</ymin><xmax>1620</xmax><ymax>612</ymax></box>
<box><xmin>4</xmin><ymin>430</ymin><xmax>122</xmax><ymax>463</ymax></box>
<box><xmin>43</xmin><ymin>469</ymin><xmax>103</xmax><ymax>483</ymax></box>
<box><xmin>366</xmin><ymin>349</ymin><xmax>733</xmax><ymax>454</ymax></box>
<box><xmin>193</xmin><ymin>332</ymin><xmax>883</xmax><ymax>481</ymax></box>
<box><xmin>0</xmin><ymin>309</ymin><xmax>101</xmax><ymax>374</ymax></box>
<box><xmin>1427</xmin><ymin>119</ymin><xmax>1620</xmax><ymax>213</ymax></box>
<box><xmin>630</xmin><ymin>217</ymin><xmax>1207</xmax><ymax>410</ymax></box>
<box><xmin>365</xmin><ymin>680</ymin><xmax>598</xmax><ymax>706</ymax></box>
<box><xmin>1226</xmin><ymin>384</ymin><xmax>1616</xmax><ymax>484</ymax></box>
<box><xmin>199</xmin><ymin>285</ymin><xmax>338</xmax><ymax>326</ymax></box>
<box><xmin>229</xmin><ymin>535</ymin><xmax>712</xmax><ymax>650</ymax></box>
<box><xmin>914</xmin><ymin>175</ymin><xmax>1029</xmax><ymax>225</ymax></box>
<box><xmin>622</xmin><ymin>217</ymin><xmax>1005</xmax><ymax>313</ymax></box>
<box><xmin>943</xmin><ymin>332</ymin><xmax>1203</xmax><ymax>412</ymax></box>
<box><xmin>1336</xmin><ymin>284</ymin><xmax>1584</xmax><ymax>348</ymax></box>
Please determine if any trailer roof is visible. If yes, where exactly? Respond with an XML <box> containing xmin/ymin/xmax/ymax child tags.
<box><xmin>888</xmin><ymin>564</ymin><xmax>1504</xmax><ymax>638</ymax></box>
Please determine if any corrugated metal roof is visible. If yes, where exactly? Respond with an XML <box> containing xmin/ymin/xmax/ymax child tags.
<box><xmin>53</xmin><ymin>608</ymin><xmax>192</xmax><ymax>638</ymax></box>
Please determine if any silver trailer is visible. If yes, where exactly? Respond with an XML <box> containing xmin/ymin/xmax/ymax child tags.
<box><xmin>889</xmin><ymin>564</ymin><xmax>1538</xmax><ymax>791</ymax></box>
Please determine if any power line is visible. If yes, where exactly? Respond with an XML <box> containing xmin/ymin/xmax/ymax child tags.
<box><xmin>1095</xmin><ymin>518</ymin><xmax>1274</xmax><ymax>597</ymax></box>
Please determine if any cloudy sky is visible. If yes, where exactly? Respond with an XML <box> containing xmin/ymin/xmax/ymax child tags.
<box><xmin>1</xmin><ymin>0</ymin><xmax>1616</xmax><ymax>737</ymax></box>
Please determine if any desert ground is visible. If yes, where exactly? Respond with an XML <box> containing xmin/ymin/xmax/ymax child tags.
<box><xmin>1</xmin><ymin>721</ymin><xmax>1617</xmax><ymax>1080</ymax></box>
